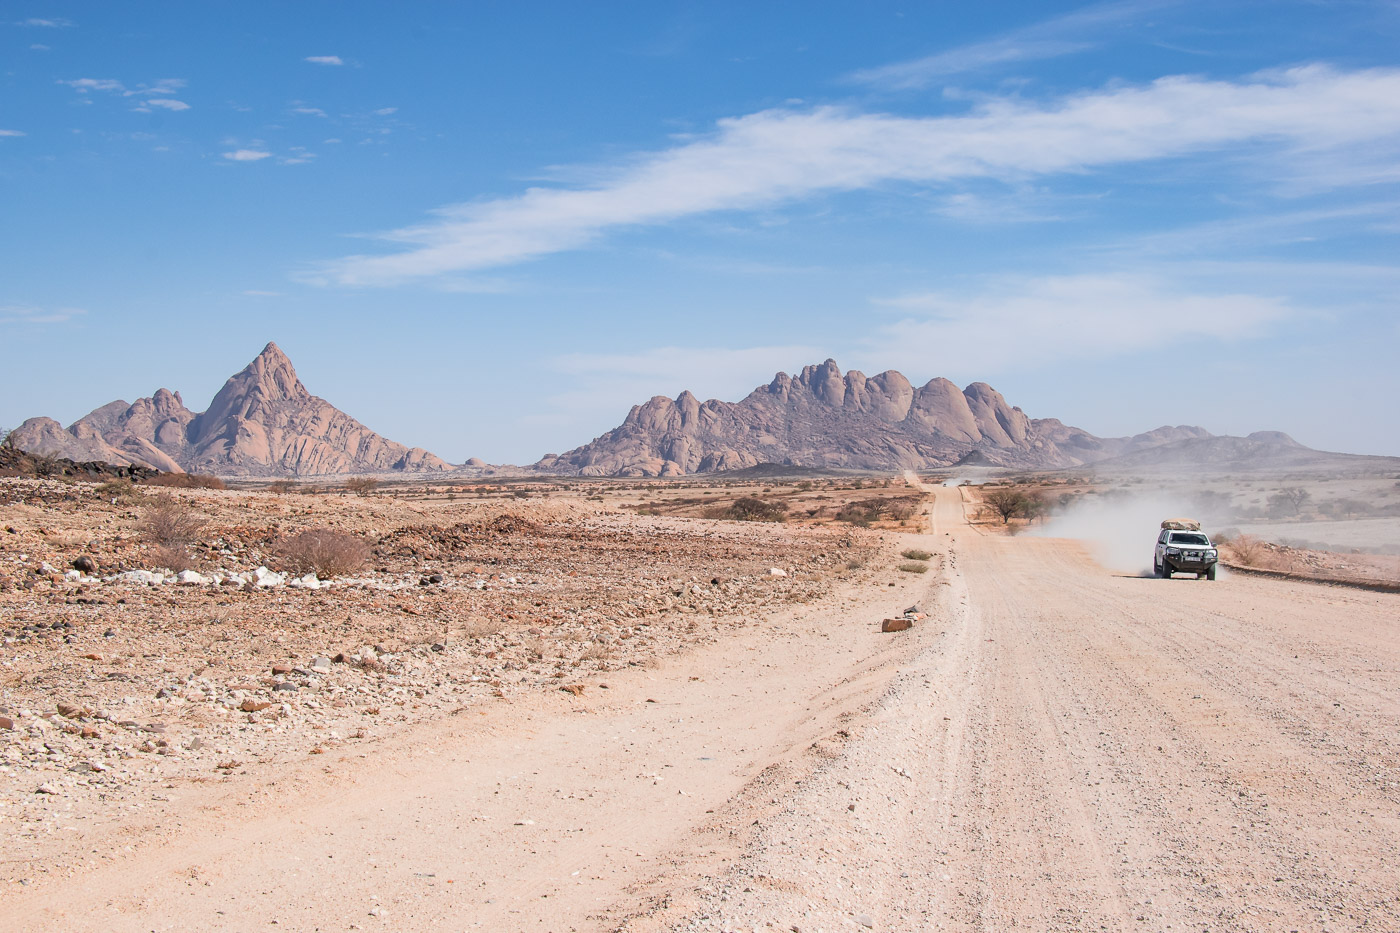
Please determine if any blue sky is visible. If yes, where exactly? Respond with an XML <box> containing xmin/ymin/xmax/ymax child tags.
<box><xmin>3</xmin><ymin>1</ymin><xmax>1399</xmax><ymax>463</ymax></box>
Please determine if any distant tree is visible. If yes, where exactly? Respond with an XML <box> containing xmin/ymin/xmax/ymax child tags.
<box><xmin>344</xmin><ymin>476</ymin><xmax>379</xmax><ymax>496</ymax></box>
<box><xmin>0</xmin><ymin>426</ymin><xmax>15</xmax><ymax>450</ymax></box>
<box><xmin>982</xmin><ymin>487</ymin><xmax>1029</xmax><ymax>524</ymax></box>
<box><xmin>1267</xmin><ymin>487</ymin><xmax>1311</xmax><ymax>517</ymax></box>
<box><xmin>1280</xmin><ymin>486</ymin><xmax>1311</xmax><ymax>515</ymax></box>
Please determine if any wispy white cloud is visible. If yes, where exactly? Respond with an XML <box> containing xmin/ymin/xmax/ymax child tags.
<box><xmin>373</xmin><ymin>107</ymin><xmax>398</xmax><ymax>116</ymax></box>
<box><xmin>307</xmin><ymin>65</ymin><xmax>1400</xmax><ymax>287</ymax></box>
<box><xmin>0</xmin><ymin>304</ymin><xmax>86</xmax><ymax>325</ymax></box>
<box><xmin>305</xmin><ymin>55</ymin><xmax>343</xmax><ymax>66</ymax></box>
<box><xmin>18</xmin><ymin>17</ymin><xmax>73</xmax><ymax>27</ymax></box>
<box><xmin>861</xmin><ymin>273</ymin><xmax>1290</xmax><ymax>377</ymax></box>
<box><xmin>60</xmin><ymin>77</ymin><xmax>124</xmax><ymax>93</ymax></box>
<box><xmin>223</xmin><ymin>149</ymin><xmax>272</xmax><ymax>162</ymax></box>
<box><xmin>134</xmin><ymin>78</ymin><xmax>186</xmax><ymax>96</ymax></box>
<box><xmin>0</xmin><ymin>129</ymin><xmax>25</xmax><ymax>137</ymax></box>
<box><xmin>60</xmin><ymin>77</ymin><xmax>189</xmax><ymax>111</ymax></box>
<box><xmin>291</xmin><ymin>106</ymin><xmax>327</xmax><ymax>117</ymax></box>
<box><xmin>849</xmin><ymin>0</ymin><xmax>1174</xmax><ymax>88</ymax></box>
<box><xmin>280</xmin><ymin>147</ymin><xmax>317</xmax><ymax>165</ymax></box>
<box><xmin>30</xmin><ymin>43</ymin><xmax>50</xmax><ymax>50</ymax></box>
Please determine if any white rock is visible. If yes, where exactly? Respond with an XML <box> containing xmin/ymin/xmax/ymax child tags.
<box><xmin>767</xmin><ymin>567</ymin><xmax>788</xmax><ymax>577</ymax></box>
<box><xmin>113</xmin><ymin>570</ymin><xmax>161</xmax><ymax>586</ymax></box>
<box><xmin>288</xmin><ymin>573</ymin><xmax>321</xmax><ymax>590</ymax></box>
<box><xmin>64</xmin><ymin>569</ymin><xmax>83</xmax><ymax>582</ymax></box>
<box><xmin>176</xmin><ymin>570</ymin><xmax>211</xmax><ymax>586</ymax></box>
<box><xmin>253</xmin><ymin>566</ymin><xmax>285</xmax><ymax>587</ymax></box>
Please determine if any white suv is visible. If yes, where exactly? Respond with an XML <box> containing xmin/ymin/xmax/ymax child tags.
<box><xmin>1155</xmin><ymin>523</ymin><xmax>1218</xmax><ymax>580</ymax></box>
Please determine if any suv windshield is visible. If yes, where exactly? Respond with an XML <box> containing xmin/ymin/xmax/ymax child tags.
<box><xmin>1169</xmin><ymin>533</ymin><xmax>1210</xmax><ymax>546</ymax></box>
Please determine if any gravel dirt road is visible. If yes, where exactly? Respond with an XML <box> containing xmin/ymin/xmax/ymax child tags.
<box><xmin>6</xmin><ymin>485</ymin><xmax>1397</xmax><ymax>932</ymax></box>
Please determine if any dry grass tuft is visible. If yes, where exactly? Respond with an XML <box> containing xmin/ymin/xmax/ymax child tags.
<box><xmin>273</xmin><ymin>527</ymin><xmax>370</xmax><ymax>578</ymax></box>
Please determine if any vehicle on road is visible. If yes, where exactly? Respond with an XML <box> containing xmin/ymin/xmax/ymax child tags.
<box><xmin>1155</xmin><ymin>519</ymin><xmax>1219</xmax><ymax>580</ymax></box>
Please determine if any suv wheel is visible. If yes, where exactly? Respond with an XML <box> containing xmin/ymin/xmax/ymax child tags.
<box><xmin>1159</xmin><ymin>562</ymin><xmax>1171</xmax><ymax>578</ymax></box>
<box><xmin>1205</xmin><ymin>565</ymin><xmax>1216</xmax><ymax>581</ymax></box>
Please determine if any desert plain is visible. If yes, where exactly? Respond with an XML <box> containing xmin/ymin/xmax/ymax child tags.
<box><xmin>0</xmin><ymin>467</ymin><xmax>1397</xmax><ymax>932</ymax></box>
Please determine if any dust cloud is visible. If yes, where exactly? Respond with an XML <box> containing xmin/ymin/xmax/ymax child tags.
<box><xmin>1029</xmin><ymin>492</ymin><xmax>1221</xmax><ymax>576</ymax></box>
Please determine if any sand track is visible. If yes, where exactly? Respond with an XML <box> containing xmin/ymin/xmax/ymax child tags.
<box><xmin>5</xmin><ymin>486</ymin><xmax>1398</xmax><ymax>932</ymax></box>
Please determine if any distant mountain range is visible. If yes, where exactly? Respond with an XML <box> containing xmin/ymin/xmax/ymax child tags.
<box><xmin>11</xmin><ymin>343</ymin><xmax>449</xmax><ymax>476</ymax></box>
<box><xmin>536</xmin><ymin>359</ymin><xmax>1240</xmax><ymax>475</ymax></box>
<box><xmin>12</xmin><ymin>350</ymin><xmax>1385</xmax><ymax>478</ymax></box>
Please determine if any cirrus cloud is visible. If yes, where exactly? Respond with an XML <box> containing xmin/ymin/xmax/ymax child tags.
<box><xmin>305</xmin><ymin>55</ymin><xmax>343</xmax><ymax>66</ymax></box>
<box><xmin>305</xmin><ymin>65</ymin><xmax>1400</xmax><ymax>287</ymax></box>
<box><xmin>223</xmin><ymin>149</ymin><xmax>272</xmax><ymax>161</ymax></box>
<box><xmin>0</xmin><ymin>303</ymin><xmax>86</xmax><ymax>325</ymax></box>
<box><xmin>863</xmin><ymin>273</ymin><xmax>1292</xmax><ymax>378</ymax></box>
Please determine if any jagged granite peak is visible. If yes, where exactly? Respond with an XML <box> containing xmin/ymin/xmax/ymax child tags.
<box><xmin>533</xmin><ymin>360</ymin><xmax>1220</xmax><ymax>477</ymax></box>
<box><xmin>11</xmin><ymin>343</ymin><xmax>450</xmax><ymax>477</ymax></box>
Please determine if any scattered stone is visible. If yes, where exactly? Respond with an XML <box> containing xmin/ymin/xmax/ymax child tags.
<box><xmin>72</xmin><ymin>555</ymin><xmax>98</xmax><ymax>574</ymax></box>
<box><xmin>240</xmin><ymin>699</ymin><xmax>272</xmax><ymax>712</ymax></box>
<box><xmin>0</xmin><ymin>716</ymin><xmax>15</xmax><ymax>731</ymax></box>
<box><xmin>560</xmin><ymin>684</ymin><xmax>585</xmax><ymax>697</ymax></box>
<box><xmin>271</xmin><ymin>663</ymin><xmax>294</xmax><ymax>675</ymax></box>
<box><xmin>310</xmin><ymin>656</ymin><xmax>333</xmax><ymax>671</ymax></box>
<box><xmin>430</xmin><ymin>643</ymin><xmax>446</xmax><ymax>652</ymax></box>
<box><xmin>56</xmin><ymin>702</ymin><xmax>88</xmax><ymax>719</ymax></box>
<box><xmin>273</xmin><ymin>682</ymin><xmax>298</xmax><ymax>693</ymax></box>
<box><xmin>881</xmin><ymin>618</ymin><xmax>912</xmax><ymax>633</ymax></box>
<box><xmin>767</xmin><ymin>567</ymin><xmax>788</xmax><ymax>577</ymax></box>
<box><xmin>35</xmin><ymin>782</ymin><xmax>61</xmax><ymax>795</ymax></box>
<box><xmin>253</xmin><ymin>566</ymin><xmax>285</xmax><ymax>588</ymax></box>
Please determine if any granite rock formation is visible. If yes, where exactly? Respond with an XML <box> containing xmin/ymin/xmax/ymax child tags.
<box><xmin>11</xmin><ymin>343</ymin><xmax>449</xmax><ymax>476</ymax></box>
<box><xmin>534</xmin><ymin>359</ymin><xmax>1213</xmax><ymax>476</ymax></box>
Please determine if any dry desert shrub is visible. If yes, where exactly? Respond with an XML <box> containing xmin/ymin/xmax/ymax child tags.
<box><xmin>1222</xmin><ymin>533</ymin><xmax>1265</xmax><ymax>566</ymax></box>
<box><xmin>273</xmin><ymin>527</ymin><xmax>370</xmax><ymax>578</ymax></box>
<box><xmin>898</xmin><ymin>561</ymin><xmax>930</xmax><ymax>574</ymax></box>
<box><xmin>720</xmin><ymin>497</ymin><xmax>788</xmax><ymax>522</ymax></box>
<box><xmin>95</xmin><ymin>477</ymin><xmax>138</xmax><ymax>500</ymax></box>
<box><xmin>886</xmin><ymin>496</ymin><xmax>922</xmax><ymax>521</ymax></box>
<box><xmin>150</xmin><ymin>543</ymin><xmax>195</xmax><ymax>573</ymax></box>
<box><xmin>459</xmin><ymin>617</ymin><xmax>506</xmax><ymax>640</ymax></box>
<box><xmin>901</xmin><ymin>548</ymin><xmax>932</xmax><ymax>561</ymax></box>
<box><xmin>145</xmin><ymin>472</ymin><xmax>226</xmax><ymax>490</ymax></box>
<box><xmin>139</xmin><ymin>494</ymin><xmax>206</xmax><ymax>570</ymax></box>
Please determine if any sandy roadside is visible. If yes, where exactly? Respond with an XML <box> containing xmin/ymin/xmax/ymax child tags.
<box><xmin>2</xmin><ymin>512</ymin><xmax>939</xmax><ymax>932</ymax></box>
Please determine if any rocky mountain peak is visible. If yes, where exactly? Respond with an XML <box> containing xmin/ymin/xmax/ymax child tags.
<box><xmin>241</xmin><ymin>342</ymin><xmax>308</xmax><ymax>403</ymax></box>
<box><xmin>10</xmin><ymin>342</ymin><xmax>449</xmax><ymax>476</ymax></box>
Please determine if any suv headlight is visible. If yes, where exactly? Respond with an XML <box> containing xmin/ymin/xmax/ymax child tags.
<box><xmin>1207</xmin><ymin>549</ymin><xmax>1217</xmax><ymax>559</ymax></box>
<box><xmin>1165</xmin><ymin>547</ymin><xmax>1181</xmax><ymax>556</ymax></box>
